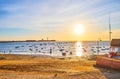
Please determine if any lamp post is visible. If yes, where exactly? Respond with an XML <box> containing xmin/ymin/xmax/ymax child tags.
<box><xmin>97</xmin><ymin>38</ymin><xmax>102</xmax><ymax>55</ymax></box>
<box><xmin>109</xmin><ymin>16</ymin><xmax>112</xmax><ymax>45</ymax></box>
<box><xmin>97</xmin><ymin>40</ymin><xmax>99</xmax><ymax>55</ymax></box>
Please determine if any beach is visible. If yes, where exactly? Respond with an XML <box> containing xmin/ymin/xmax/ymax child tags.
<box><xmin>0</xmin><ymin>54</ymin><xmax>120</xmax><ymax>79</ymax></box>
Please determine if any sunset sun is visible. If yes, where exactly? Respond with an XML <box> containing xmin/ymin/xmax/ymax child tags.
<box><xmin>74</xmin><ymin>24</ymin><xmax>84</xmax><ymax>35</ymax></box>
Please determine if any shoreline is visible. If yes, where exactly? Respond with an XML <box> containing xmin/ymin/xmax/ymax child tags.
<box><xmin>0</xmin><ymin>40</ymin><xmax>109</xmax><ymax>43</ymax></box>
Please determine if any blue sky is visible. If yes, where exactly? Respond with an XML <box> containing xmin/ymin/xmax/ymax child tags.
<box><xmin>0</xmin><ymin>0</ymin><xmax>120</xmax><ymax>41</ymax></box>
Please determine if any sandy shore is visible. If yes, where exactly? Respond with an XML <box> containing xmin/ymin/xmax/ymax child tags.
<box><xmin>0</xmin><ymin>54</ymin><xmax>120</xmax><ymax>79</ymax></box>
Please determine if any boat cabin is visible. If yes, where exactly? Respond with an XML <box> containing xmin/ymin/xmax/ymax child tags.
<box><xmin>111</xmin><ymin>39</ymin><xmax>120</xmax><ymax>54</ymax></box>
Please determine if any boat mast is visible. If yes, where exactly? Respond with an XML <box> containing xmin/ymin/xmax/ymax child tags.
<box><xmin>109</xmin><ymin>16</ymin><xmax>112</xmax><ymax>47</ymax></box>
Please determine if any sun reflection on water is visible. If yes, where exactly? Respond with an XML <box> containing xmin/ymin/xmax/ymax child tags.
<box><xmin>76</xmin><ymin>42</ymin><xmax>83</xmax><ymax>56</ymax></box>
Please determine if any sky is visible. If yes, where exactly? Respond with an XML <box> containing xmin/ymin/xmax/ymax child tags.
<box><xmin>0</xmin><ymin>0</ymin><xmax>120</xmax><ymax>41</ymax></box>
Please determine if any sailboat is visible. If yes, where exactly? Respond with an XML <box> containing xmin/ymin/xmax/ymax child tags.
<box><xmin>108</xmin><ymin>16</ymin><xmax>114</xmax><ymax>57</ymax></box>
<box><xmin>108</xmin><ymin>16</ymin><xmax>119</xmax><ymax>57</ymax></box>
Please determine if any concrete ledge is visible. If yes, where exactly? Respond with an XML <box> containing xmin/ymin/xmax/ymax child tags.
<box><xmin>96</xmin><ymin>55</ymin><xmax>120</xmax><ymax>70</ymax></box>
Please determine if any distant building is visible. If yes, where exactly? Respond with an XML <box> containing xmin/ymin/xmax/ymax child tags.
<box><xmin>26</xmin><ymin>40</ymin><xmax>36</xmax><ymax>42</ymax></box>
<box><xmin>38</xmin><ymin>40</ymin><xmax>56</xmax><ymax>42</ymax></box>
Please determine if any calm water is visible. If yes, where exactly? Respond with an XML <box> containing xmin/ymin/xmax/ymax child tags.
<box><xmin>0</xmin><ymin>41</ymin><xmax>110</xmax><ymax>56</ymax></box>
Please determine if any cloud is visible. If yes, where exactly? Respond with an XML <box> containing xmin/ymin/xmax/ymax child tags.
<box><xmin>0</xmin><ymin>0</ymin><xmax>120</xmax><ymax>33</ymax></box>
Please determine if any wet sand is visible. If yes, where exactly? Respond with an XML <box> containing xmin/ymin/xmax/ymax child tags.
<box><xmin>0</xmin><ymin>54</ymin><xmax>120</xmax><ymax>79</ymax></box>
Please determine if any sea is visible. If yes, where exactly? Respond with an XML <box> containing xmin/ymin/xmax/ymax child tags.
<box><xmin>0</xmin><ymin>41</ymin><xmax>110</xmax><ymax>57</ymax></box>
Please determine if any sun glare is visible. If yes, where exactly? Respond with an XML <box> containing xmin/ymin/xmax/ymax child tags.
<box><xmin>76</xmin><ymin>42</ymin><xmax>83</xmax><ymax>56</ymax></box>
<box><xmin>74</xmin><ymin>24</ymin><xmax>84</xmax><ymax>34</ymax></box>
